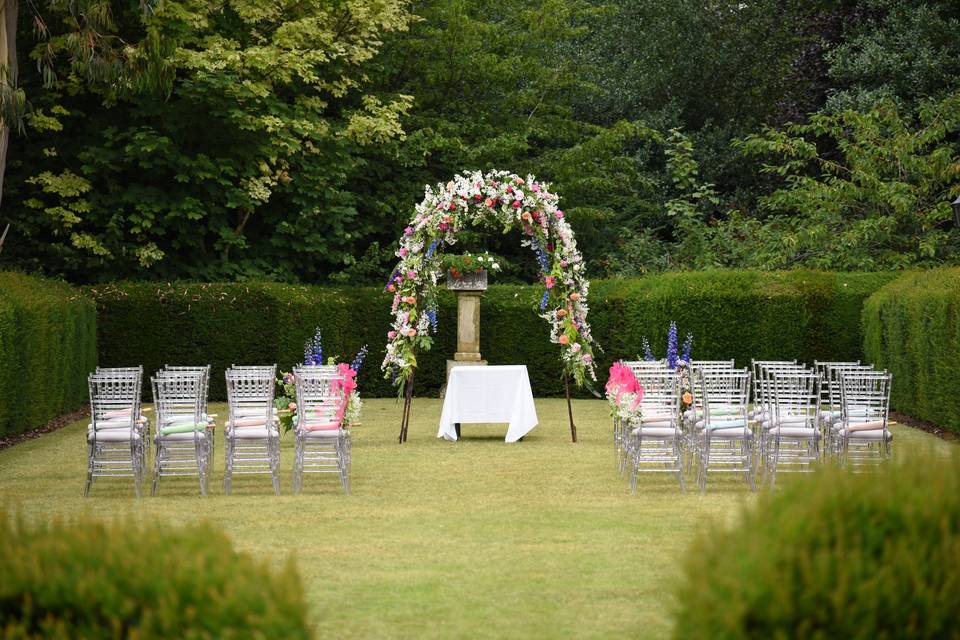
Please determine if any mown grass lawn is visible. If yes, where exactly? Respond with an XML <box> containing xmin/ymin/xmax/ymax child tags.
<box><xmin>0</xmin><ymin>399</ymin><xmax>953</xmax><ymax>639</ymax></box>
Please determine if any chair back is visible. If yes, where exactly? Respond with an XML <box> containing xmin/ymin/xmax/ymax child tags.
<box><xmin>839</xmin><ymin>369</ymin><xmax>891</xmax><ymax>429</ymax></box>
<box><xmin>771</xmin><ymin>372</ymin><xmax>820</xmax><ymax>429</ymax></box>
<box><xmin>294</xmin><ymin>366</ymin><xmax>348</xmax><ymax>431</ymax></box>
<box><xmin>225</xmin><ymin>366</ymin><xmax>276</xmax><ymax>425</ymax></box>
<box><xmin>89</xmin><ymin>369</ymin><xmax>142</xmax><ymax>432</ymax></box>
<box><xmin>152</xmin><ymin>370</ymin><xmax>205</xmax><ymax>431</ymax></box>
<box><xmin>699</xmin><ymin>369</ymin><xmax>751</xmax><ymax>424</ymax></box>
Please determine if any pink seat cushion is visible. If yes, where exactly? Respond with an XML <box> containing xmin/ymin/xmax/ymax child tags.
<box><xmin>302</xmin><ymin>421</ymin><xmax>341</xmax><ymax>432</ymax></box>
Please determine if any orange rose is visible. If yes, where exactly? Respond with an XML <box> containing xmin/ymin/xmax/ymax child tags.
<box><xmin>569</xmin><ymin>293</ymin><xmax>581</xmax><ymax>301</ymax></box>
<box><xmin>558</xmin><ymin>335</ymin><xmax>569</xmax><ymax>345</ymax></box>
<box><xmin>682</xmin><ymin>392</ymin><xmax>693</xmax><ymax>405</ymax></box>
<box><xmin>407</xmin><ymin>328</ymin><xmax>417</xmax><ymax>337</ymax></box>
<box><xmin>556</xmin><ymin>308</ymin><xmax>568</xmax><ymax>317</ymax></box>
<box><xmin>521</xmin><ymin>211</ymin><xmax>532</xmax><ymax>222</ymax></box>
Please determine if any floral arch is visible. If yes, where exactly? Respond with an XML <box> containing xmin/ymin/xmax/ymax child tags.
<box><xmin>381</xmin><ymin>170</ymin><xmax>597</xmax><ymax>443</ymax></box>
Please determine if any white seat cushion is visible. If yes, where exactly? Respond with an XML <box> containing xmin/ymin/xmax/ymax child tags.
<box><xmin>770</xmin><ymin>426</ymin><xmax>819</xmax><ymax>438</ymax></box>
<box><xmin>706</xmin><ymin>427</ymin><xmax>752</xmax><ymax>438</ymax></box>
<box><xmin>227</xmin><ymin>426</ymin><xmax>279</xmax><ymax>439</ymax></box>
<box><xmin>88</xmin><ymin>429</ymin><xmax>140</xmax><ymax>443</ymax></box>
<box><xmin>302</xmin><ymin>428</ymin><xmax>344</xmax><ymax>439</ymax></box>
<box><xmin>842</xmin><ymin>428</ymin><xmax>892</xmax><ymax>441</ymax></box>
<box><xmin>631</xmin><ymin>426</ymin><xmax>680</xmax><ymax>438</ymax></box>
<box><xmin>157</xmin><ymin>431</ymin><xmax>207</xmax><ymax>442</ymax></box>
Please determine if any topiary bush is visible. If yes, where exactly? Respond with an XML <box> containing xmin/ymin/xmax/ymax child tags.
<box><xmin>863</xmin><ymin>267</ymin><xmax>960</xmax><ymax>433</ymax></box>
<box><xmin>0</xmin><ymin>272</ymin><xmax>97</xmax><ymax>437</ymax></box>
<box><xmin>673</xmin><ymin>456</ymin><xmax>960</xmax><ymax>639</ymax></box>
<box><xmin>0</xmin><ymin>513</ymin><xmax>312</xmax><ymax>639</ymax></box>
<box><xmin>88</xmin><ymin>270</ymin><xmax>896</xmax><ymax>399</ymax></box>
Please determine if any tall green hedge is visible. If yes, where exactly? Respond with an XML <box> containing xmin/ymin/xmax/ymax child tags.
<box><xmin>863</xmin><ymin>267</ymin><xmax>960</xmax><ymax>432</ymax></box>
<box><xmin>88</xmin><ymin>270</ymin><xmax>895</xmax><ymax>399</ymax></box>
<box><xmin>0</xmin><ymin>273</ymin><xmax>97</xmax><ymax>437</ymax></box>
<box><xmin>0</xmin><ymin>513</ymin><xmax>311</xmax><ymax>638</ymax></box>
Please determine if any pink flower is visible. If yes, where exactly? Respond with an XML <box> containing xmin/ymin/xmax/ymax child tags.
<box><xmin>484</xmin><ymin>197</ymin><xmax>495</xmax><ymax>208</ymax></box>
<box><xmin>288</xmin><ymin>402</ymin><xmax>297</xmax><ymax>411</ymax></box>
<box><xmin>582</xmin><ymin>354</ymin><xmax>593</xmax><ymax>364</ymax></box>
<box><xmin>399</xmin><ymin>248</ymin><xmax>408</xmax><ymax>257</ymax></box>
<box><xmin>512</xmin><ymin>200</ymin><xmax>522</xmax><ymax>209</ymax></box>
<box><xmin>555</xmin><ymin>210</ymin><xmax>564</xmax><ymax>219</ymax></box>
<box><xmin>532</xmin><ymin>183</ymin><xmax>541</xmax><ymax>193</ymax></box>
<box><xmin>560</xmin><ymin>260</ymin><xmax>568</xmax><ymax>268</ymax></box>
<box><xmin>407</xmin><ymin>328</ymin><xmax>417</xmax><ymax>337</ymax></box>
<box><xmin>447</xmin><ymin>202</ymin><xmax>456</xmax><ymax>211</ymax></box>
<box><xmin>387</xmin><ymin>284</ymin><xmax>396</xmax><ymax>293</ymax></box>
<box><xmin>506</xmin><ymin>186</ymin><xmax>514</xmax><ymax>194</ymax></box>
<box><xmin>439</xmin><ymin>223</ymin><xmax>449</xmax><ymax>231</ymax></box>
<box><xmin>388</xmin><ymin>330</ymin><xmax>397</xmax><ymax>339</ymax></box>
<box><xmin>474</xmin><ymin>194</ymin><xmax>482</xmax><ymax>201</ymax></box>
<box><xmin>404</xmin><ymin>226</ymin><xmax>414</xmax><ymax>236</ymax></box>
<box><xmin>407</xmin><ymin>270</ymin><xmax>417</xmax><ymax>279</ymax></box>
<box><xmin>569</xmin><ymin>292</ymin><xmax>581</xmax><ymax>301</ymax></box>
<box><xmin>545</xmin><ymin>276</ymin><xmax>556</xmax><ymax>289</ymax></box>
<box><xmin>514</xmin><ymin>177</ymin><xmax>525</xmax><ymax>185</ymax></box>
<box><xmin>558</xmin><ymin>335</ymin><xmax>569</xmax><ymax>345</ymax></box>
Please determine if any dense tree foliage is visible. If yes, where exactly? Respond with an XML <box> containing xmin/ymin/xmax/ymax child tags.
<box><xmin>1</xmin><ymin>0</ymin><xmax>958</xmax><ymax>283</ymax></box>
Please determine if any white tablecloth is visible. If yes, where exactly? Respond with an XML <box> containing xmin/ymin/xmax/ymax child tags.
<box><xmin>438</xmin><ymin>365</ymin><xmax>538</xmax><ymax>443</ymax></box>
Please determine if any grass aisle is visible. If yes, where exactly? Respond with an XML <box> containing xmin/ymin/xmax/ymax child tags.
<box><xmin>0</xmin><ymin>399</ymin><xmax>953</xmax><ymax>639</ymax></box>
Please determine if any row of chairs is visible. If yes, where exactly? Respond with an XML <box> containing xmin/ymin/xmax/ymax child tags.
<box><xmin>84</xmin><ymin>365</ymin><xmax>352</xmax><ymax>497</ymax></box>
<box><xmin>615</xmin><ymin>359</ymin><xmax>892</xmax><ymax>493</ymax></box>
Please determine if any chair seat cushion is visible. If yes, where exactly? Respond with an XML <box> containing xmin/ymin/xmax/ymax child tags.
<box><xmin>770</xmin><ymin>426</ymin><xmax>819</xmax><ymax>438</ymax></box>
<box><xmin>842</xmin><ymin>428</ymin><xmax>892</xmax><ymax>441</ymax></box>
<box><xmin>303</xmin><ymin>428</ymin><xmax>345</xmax><ymax>439</ymax></box>
<box><xmin>159</xmin><ymin>422</ymin><xmax>205</xmax><ymax>436</ymax></box>
<box><xmin>157</xmin><ymin>430</ymin><xmax>207</xmax><ymax>442</ymax></box>
<box><xmin>631</xmin><ymin>426</ymin><xmax>680</xmax><ymax>438</ymax></box>
<box><xmin>228</xmin><ymin>426</ymin><xmax>279</xmax><ymax>439</ymax></box>
<box><xmin>88</xmin><ymin>428</ymin><xmax>140</xmax><ymax>443</ymax></box>
<box><xmin>706</xmin><ymin>418</ymin><xmax>746</xmax><ymax>430</ymax></box>
<box><xmin>706</xmin><ymin>427</ymin><xmax>752</xmax><ymax>438</ymax></box>
<box><xmin>302</xmin><ymin>421</ymin><xmax>342</xmax><ymax>432</ymax></box>
<box><xmin>847</xmin><ymin>420</ymin><xmax>885</xmax><ymax>432</ymax></box>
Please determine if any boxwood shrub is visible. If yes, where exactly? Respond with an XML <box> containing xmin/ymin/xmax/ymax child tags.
<box><xmin>673</xmin><ymin>456</ymin><xmax>960</xmax><ymax>639</ymax></box>
<box><xmin>863</xmin><ymin>267</ymin><xmax>960</xmax><ymax>432</ymax></box>
<box><xmin>0</xmin><ymin>513</ymin><xmax>311</xmax><ymax>638</ymax></box>
<box><xmin>0</xmin><ymin>272</ymin><xmax>97</xmax><ymax>437</ymax></box>
<box><xmin>88</xmin><ymin>270</ymin><xmax>895</xmax><ymax>399</ymax></box>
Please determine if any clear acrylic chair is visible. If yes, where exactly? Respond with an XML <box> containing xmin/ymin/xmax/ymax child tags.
<box><xmin>624</xmin><ymin>369</ymin><xmax>684</xmax><ymax>491</ymax></box>
<box><xmin>695</xmin><ymin>369</ymin><xmax>754</xmax><ymax>492</ymax></box>
<box><xmin>819</xmin><ymin>363</ymin><xmax>875</xmax><ymax>455</ymax></box>
<box><xmin>151</xmin><ymin>370</ymin><xmax>209</xmax><ymax>496</ymax></box>
<box><xmin>836</xmin><ymin>370</ymin><xmax>892</xmax><ymax>469</ymax></box>
<box><xmin>163</xmin><ymin>365</ymin><xmax>215</xmax><ymax>471</ymax></box>
<box><xmin>85</xmin><ymin>369</ymin><xmax>146</xmax><ymax>496</ymax></box>
<box><xmin>293</xmin><ymin>366</ymin><xmax>351</xmax><ymax>494</ymax></box>
<box><xmin>224</xmin><ymin>366</ymin><xmax>280</xmax><ymax>495</ymax></box>
<box><xmin>752</xmin><ymin>361</ymin><xmax>808</xmax><ymax>454</ymax></box>
<box><xmin>618</xmin><ymin>361</ymin><xmax>669</xmax><ymax>473</ymax></box>
<box><xmin>763</xmin><ymin>371</ymin><xmax>821</xmax><ymax>485</ymax></box>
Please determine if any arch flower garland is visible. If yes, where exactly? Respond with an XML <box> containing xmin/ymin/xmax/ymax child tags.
<box><xmin>381</xmin><ymin>170</ymin><xmax>598</xmax><ymax>390</ymax></box>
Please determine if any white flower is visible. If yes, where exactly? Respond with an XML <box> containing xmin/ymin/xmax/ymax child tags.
<box><xmin>492</xmin><ymin>262</ymin><xmax>500</xmax><ymax>269</ymax></box>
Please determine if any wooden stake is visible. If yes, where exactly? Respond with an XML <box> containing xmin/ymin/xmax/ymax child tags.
<box><xmin>565</xmin><ymin>374</ymin><xmax>577</xmax><ymax>443</ymax></box>
<box><xmin>398</xmin><ymin>373</ymin><xmax>415</xmax><ymax>444</ymax></box>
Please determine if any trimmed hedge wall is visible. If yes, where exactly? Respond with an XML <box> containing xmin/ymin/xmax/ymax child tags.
<box><xmin>863</xmin><ymin>268</ymin><xmax>960</xmax><ymax>433</ymax></box>
<box><xmin>0</xmin><ymin>273</ymin><xmax>97</xmax><ymax>437</ymax></box>
<box><xmin>0</xmin><ymin>513</ymin><xmax>311</xmax><ymax>638</ymax></box>
<box><xmin>89</xmin><ymin>270</ymin><xmax>896</xmax><ymax>399</ymax></box>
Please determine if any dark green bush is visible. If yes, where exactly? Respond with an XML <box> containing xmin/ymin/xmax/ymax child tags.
<box><xmin>863</xmin><ymin>267</ymin><xmax>960</xmax><ymax>432</ymax></box>
<box><xmin>88</xmin><ymin>270</ymin><xmax>895</xmax><ymax>399</ymax></box>
<box><xmin>0</xmin><ymin>513</ymin><xmax>311</xmax><ymax>639</ymax></box>
<box><xmin>0</xmin><ymin>273</ymin><xmax>97</xmax><ymax>437</ymax></box>
<box><xmin>673</xmin><ymin>456</ymin><xmax>960</xmax><ymax>639</ymax></box>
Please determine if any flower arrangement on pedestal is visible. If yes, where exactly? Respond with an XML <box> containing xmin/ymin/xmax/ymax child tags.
<box><xmin>441</xmin><ymin>252</ymin><xmax>501</xmax><ymax>279</ymax></box>
<box><xmin>275</xmin><ymin>328</ymin><xmax>367</xmax><ymax>433</ymax></box>
<box><xmin>606</xmin><ymin>361</ymin><xmax>644</xmax><ymax>424</ymax></box>
<box><xmin>381</xmin><ymin>170</ymin><xmax>597</xmax><ymax>390</ymax></box>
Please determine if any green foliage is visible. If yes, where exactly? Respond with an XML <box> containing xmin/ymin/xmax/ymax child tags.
<box><xmin>734</xmin><ymin>92</ymin><xmax>960</xmax><ymax>270</ymax></box>
<box><xmin>673</xmin><ymin>456</ymin><xmax>960</xmax><ymax>639</ymax></box>
<box><xmin>0</xmin><ymin>513</ymin><xmax>311</xmax><ymax>639</ymax></box>
<box><xmin>88</xmin><ymin>271</ymin><xmax>895</xmax><ymax>399</ymax></box>
<box><xmin>863</xmin><ymin>267</ymin><xmax>960</xmax><ymax>432</ymax></box>
<box><xmin>0</xmin><ymin>272</ymin><xmax>97</xmax><ymax>437</ymax></box>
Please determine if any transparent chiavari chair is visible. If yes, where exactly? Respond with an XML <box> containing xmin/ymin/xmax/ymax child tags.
<box><xmin>224</xmin><ymin>366</ymin><xmax>280</xmax><ymax>495</ymax></box>
<box><xmin>93</xmin><ymin>366</ymin><xmax>150</xmax><ymax>467</ymax></box>
<box><xmin>293</xmin><ymin>366</ymin><xmax>350</xmax><ymax>494</ymax></box>
<box><xmin>836</xmin><ymin>370</ymin><xmax>892</xmax><ymax>469</ymax></box>
<box><xmin>753</xmin><ymin>362</ymin><xmax>809</xmax><ymax>453</ymax></box>
<box><xmin>695</xmin><ymin>369</ymin><xmax>754</xmax><ymax>492</ymax></box>
<box><xmin>85</xmin><ymin>370</ymin><xmax>145</xmax><ymax>496</ymax></box>
<box><xmin>763</xmin><ymin>372</ymin><xmax>821</xmax><ymax>485</ymax></box>
<box><xmin>151</xmin><ymin>370</ymin><xmax>208</xmax><ymax>496</ymax></box>
<box><xmin>617</xmin><ymin>361</ymin><xmax>669</xmax><ymax>472</ymax></box>
<box><xmin>820</xmin><ymin>363</ymin><xmax>875</xmax><ymax>454</ymax></box>
<box><xmin>163</xmin><ymin>365</ymin><xmax>215</xmax><ymax>471</ymax></box>
<box><xmin>624</xmin><ymin>369</ymin><xmax>684</xmax><ymax>491</ymax></box>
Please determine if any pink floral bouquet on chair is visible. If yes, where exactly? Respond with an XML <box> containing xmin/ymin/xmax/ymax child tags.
<box><xmin>606</xmin><ymin>361</ymin><xmax>644</xmax><ymax>423</ymax></box>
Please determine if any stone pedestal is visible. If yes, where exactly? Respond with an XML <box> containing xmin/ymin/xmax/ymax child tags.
<box><xmin>444</xmin><ymin>270</ymin><xmax>488</xmax><ymax>386</ymax></box>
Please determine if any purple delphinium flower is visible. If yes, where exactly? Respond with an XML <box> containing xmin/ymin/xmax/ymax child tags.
<box><xmin>304</xmin><ymin>328</ymin><xmax>323</xmax><ymax>365</ymax></box>
<box><xmin>351</xmin><ymin>345</ymin><xmax>369</xmax><ymax>373</ymax></box>
<box><xmin>539</xmin><ymin>289</ymin><xmax>550</xmax><ymax>311</ymax></box>
<box><xmin>531</xmin><ymin>239</ymin><xmax>550</xmax><ymax>272</ymax></box>
<box><xmin>642</xmin><ymin>337</ymin><xmax>655</xmax><ymax>361</ymax></box>
<box><xmin>384</xmin><ymin>269</ymin><xmax>399</xmax><ymax>292</ymax></box>
<box><xmin>681</xmin><ymin>333</ymin><xmax>693</xmax><ymax>363</ymax></box>
<box><xmin>426</xmin><ymin>240</ymin><xmax>439</xmax><ymax>258</ymax></box>
<box><xmin>426</xmin><ymin>307</ymin><xmax>438</xmax><ymax>333</ymax></box>
<box><xmin>666</xmin><ymin>321</ymin><xmax>678</xmax><ymax>370</ymax></box>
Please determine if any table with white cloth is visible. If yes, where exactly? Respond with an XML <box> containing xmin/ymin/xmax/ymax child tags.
<box><xmin>438</xmin><ymin>365</ymin><xmax>538</xmax><ymax>443</ymax></box>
